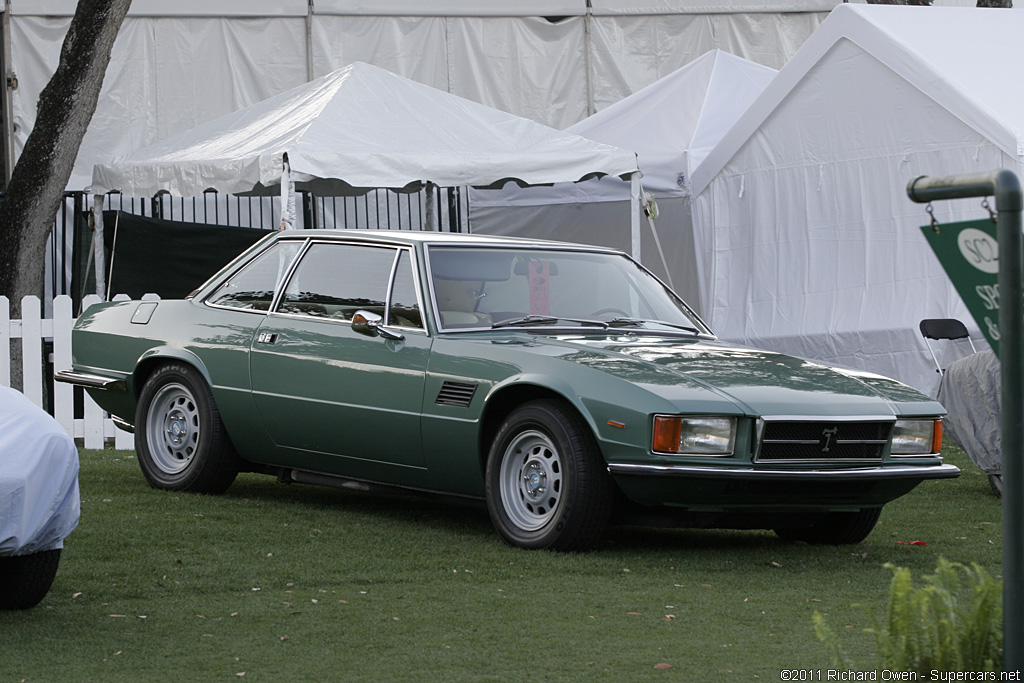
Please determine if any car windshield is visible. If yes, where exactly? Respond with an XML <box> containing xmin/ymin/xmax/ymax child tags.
<box><xmin>426</xmin><ymin>246</ymin><xmax>711</xmax><ymax>334</ymax></box>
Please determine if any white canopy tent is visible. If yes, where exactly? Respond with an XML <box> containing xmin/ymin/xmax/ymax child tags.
<box><xmin>469</xmin><ymin>50</ymin><xmax>777</xmax><ymax>313</ymax></box>
<box><xmin>89</xmin><ymin>62</ymin><xmax>640</xmax><ymax>289</ymax></box>
<box><xmin>92</xmin><ymin>61</ymin><xmax>638</xmax><ymax>198</ymax></box>
<box><xmin>690</xmin><ymin>4</ymin><xmax>1022</xmax><ymax>396</ymax></box>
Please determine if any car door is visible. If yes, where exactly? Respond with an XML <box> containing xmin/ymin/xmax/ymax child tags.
<box><xmin>249</xmin><ymin>242</ymin><xmax>430</xmax><ymax>474</ymax></box>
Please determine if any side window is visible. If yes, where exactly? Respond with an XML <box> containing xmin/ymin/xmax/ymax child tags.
<box><xmin>388</xmin><ymin>250</ymin><xmax>423</xmax><ymax>330</ymax></box>
<box><xmin>279</xmin><ymin>243</ymin><xmax>394</xmax><ymax>320</ymax></box>
<box><xmin>207</xmin><ymin>240</ymin><xmax>302</xmax><ymax>311</ymax></box>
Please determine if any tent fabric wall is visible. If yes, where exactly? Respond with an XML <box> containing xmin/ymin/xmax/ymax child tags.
<box><xmin>468</xmin><ymin>50</ymin><xmax>776</xmax><ymax>316</ymax></box>
<box><xmin>690</xmin><ymin>4</ymin><xmax>1021</xmax><ymax>396</ymax></box>
<box><xmin>5</xmin><ymin>3</ymin><xmax>838</xmax><ymax>192</ymax></box>
<box><xmin>9</xmin><ymin>15</ymin><xmax>311</xmax><ymax>191</ymax></box>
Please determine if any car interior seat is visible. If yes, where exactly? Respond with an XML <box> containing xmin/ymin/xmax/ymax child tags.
<box><xmin>434</xmin><ymin>279</ymin><xmax>492</xmax><ymax>328</ymax></box>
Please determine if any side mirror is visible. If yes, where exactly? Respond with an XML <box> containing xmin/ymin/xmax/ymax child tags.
<box><xmin>352</xmin><ymin>310</ymin><xmax>404</xmax><ymax>341</ymax></box>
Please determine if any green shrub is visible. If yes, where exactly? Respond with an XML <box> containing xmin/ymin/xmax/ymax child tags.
<box><xmin>813</xmin><ymin>557</ymin><xmax>1002</xmax><ymax>672</ymax></box>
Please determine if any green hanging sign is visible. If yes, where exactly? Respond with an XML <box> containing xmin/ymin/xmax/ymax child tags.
<box><xmin>920</xmin><ymin>218</ymin><xmax>1001</xmax><ymax>357</ymax></box>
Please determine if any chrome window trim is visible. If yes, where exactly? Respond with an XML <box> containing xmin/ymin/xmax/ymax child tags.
<box><xmin>268</xmin><ymin>238</ymin><xmax>314</xmax><ymax>314</ymax></box>
<box><xmin>203</xmin><ymin>237</ymin><xmax>310</xmax><ymax>315</ymax></box>
<box><xmin>252</xmin><ymin>240</ymin><xmax>427</xmax><ymax>335</ymax></box>
<box><xmin>383</xmin><ymin>247</ymin><xmax>427</xmax><ymax>333</ymax></box>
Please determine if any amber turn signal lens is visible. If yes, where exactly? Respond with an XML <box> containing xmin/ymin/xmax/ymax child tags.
<box><xmin>652</xmin><ymin>416</ymin><xmax>682</xmax><ymax>453</ymax></box>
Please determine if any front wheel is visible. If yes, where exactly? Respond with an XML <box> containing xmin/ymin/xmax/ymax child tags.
<box><xmin>774</xmin><ymin>508</ymin><xmax>882</xmax><ymax>545</ymax></box>
<box><xmin>485</xmin><ymin>400</ymin><xmax>614</xmax><ymax>551</ymax></box>
<box><xmin>135</xmin><ymin>363</ymin><xmax>240</xmax><ymax>493</ymax></box>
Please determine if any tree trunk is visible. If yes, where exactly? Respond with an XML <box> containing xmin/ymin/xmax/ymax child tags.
<box><xmin>0</xmin><ymin>0</ymin><xmax>132</xmax><ymax>389</ymax></box>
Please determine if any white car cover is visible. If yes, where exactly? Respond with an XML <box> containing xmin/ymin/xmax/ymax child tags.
<box><xmin>938</xmin><ymin>350</ymin><xmax>1002</xmax><ymax>476</ymax></box>
<box><xmin>0</xmin><ymin>386</ymin><xmax>80</xmax><ymax>556</ymax></box>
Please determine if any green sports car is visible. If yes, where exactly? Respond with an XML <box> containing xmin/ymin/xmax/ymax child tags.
<box><xmin>57</xmin><ymin>230</ymin><xmax>959</xmax><ymax>550</ymax></box>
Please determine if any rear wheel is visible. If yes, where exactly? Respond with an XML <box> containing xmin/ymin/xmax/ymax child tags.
<box><xmin>0</xmin><ymin>549</ymin><xmax>62</xmax><ymax>610</ymax></box>
<box><xmin>988</xmin><ymin>473</ymin><xmax>1002</xmax><ymax>498</ymax></box>
<box><xmin>485</xmin><ymin>400</ymin><xmax>614</xmax><ymax>551</ymax></box>
<box><xmin>774</xmin><ymin>508</ymin><xmax>881</xmax><ymax>545</ymax></box>
<box><xmin>135</xmin><ymin>363</ymin><xmax>240</xmax><ymax>493</ymax></box>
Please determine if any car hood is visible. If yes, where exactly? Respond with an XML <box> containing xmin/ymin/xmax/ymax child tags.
<box><xmin>534</xmin><ymin>334</ymin><xmax>940</xmax><ymax>417</ymax></box>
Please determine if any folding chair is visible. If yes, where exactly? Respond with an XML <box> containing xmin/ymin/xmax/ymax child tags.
<box><xmin>919</xmin><ymin>318</ymin><xmax>977</xmax><ymax>374</ymax></box>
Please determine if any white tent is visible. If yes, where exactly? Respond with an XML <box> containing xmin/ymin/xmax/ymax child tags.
<box><xmin>690</xmin><ymin>3</ymin><xmax>1021</xmax><ymax>396</ymax></box>
<box><xmin>91</xmin><ymin>61</ymin><xmax>638</xmax><ymax>199</ymax></box>
<box><xmin>470</xmin><ymin>50</ymin><xmax>777</xmax><ymax>313</ymax></box>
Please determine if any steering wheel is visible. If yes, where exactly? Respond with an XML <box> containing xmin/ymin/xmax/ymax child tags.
<box><xmin>591</xmin><ymin>307</ymin><xmax>630</xmax><ymax>319</ymax></box>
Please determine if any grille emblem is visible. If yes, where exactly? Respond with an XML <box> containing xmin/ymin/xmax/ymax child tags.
<box><xmin>820</xmin><ymin>426</ymin><xmax>839</xmax><ymax>453</ymax></box>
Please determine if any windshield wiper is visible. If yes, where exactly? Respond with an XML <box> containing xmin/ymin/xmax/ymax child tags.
<box><xmin>492</xmin><ymin>315</ymin><xmax>609</xmax><ymax>329</ymax></box>
<box><xmin>606</xmin><ymin>318</ymin><xmax>702</xmax><ymax>335</ymax></box>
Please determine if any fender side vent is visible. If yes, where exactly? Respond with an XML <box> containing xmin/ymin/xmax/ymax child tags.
<box><xmin>436</xmin><ymin>381</ymin><xmax>478</xmax><ymax>407</ymax></box>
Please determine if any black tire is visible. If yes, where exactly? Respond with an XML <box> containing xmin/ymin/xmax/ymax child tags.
<box><xmin>135</xmin><ymin>362</ymin><xmax>240</xmax><ymax>493</ymax></box>
<box><xmin>0</xmin><ymin>549</ymin><xmax>62</xmax><ymax>610</ymax></box>
<box><xmin>988</xmin><ymin>474</ymin><xmax>1002</xmax><ymax>498</ymax></box>
<box><xmin>485</xmin><ymin>399</ymin><xmax>614</xmax><ymax>551</ymax></box>
<box><xmin>774</xmin><ymin>508</ymin><xmax>882</xmax><ymax>545</ymax></box>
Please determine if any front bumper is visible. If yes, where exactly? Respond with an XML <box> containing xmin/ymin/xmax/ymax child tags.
<box><xmin>607</xmin><ymin>461</ymin><xmax>960</xmax><ymax>509</ymax></box>
<box><xmin>608</xmin><ymin>462</ymin><xmax>960</xmax><ymax>481</ymax></box>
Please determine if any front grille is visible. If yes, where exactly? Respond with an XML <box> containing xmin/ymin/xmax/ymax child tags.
<box><xmin>756</xmin><ymin>420</ymin><xmax>893</xmax><ymax>462</ymax></box>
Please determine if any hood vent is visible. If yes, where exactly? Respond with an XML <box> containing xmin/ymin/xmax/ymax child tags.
<box><xmin>436</xmin><ymin>381</ymin><xmax>478</xmax><ymax>408</ymax></box>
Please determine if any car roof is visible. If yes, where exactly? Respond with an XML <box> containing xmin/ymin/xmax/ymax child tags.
<box><xmin>276</xmin><ymin>228</ymin><xmax>620</xmax><ymax>253</ymax></box>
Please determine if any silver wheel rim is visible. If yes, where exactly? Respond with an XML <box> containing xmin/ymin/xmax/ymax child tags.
<box><xmin>146</xmin><ymin>381</ymin><xmax>200</xmax><ymax>475</ymax></box>
<box><xmin>498</xmin><ymin>430</ymin><xmax>564</xmax><ymax>531</ymax></box>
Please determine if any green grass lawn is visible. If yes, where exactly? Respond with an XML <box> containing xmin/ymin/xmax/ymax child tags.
<box><xmin>0</xmin><ymin>444</ymin><xmax>1002</xmax><ymax>682</ymax></box>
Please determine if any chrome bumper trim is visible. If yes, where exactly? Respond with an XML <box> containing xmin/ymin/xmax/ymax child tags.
<box><xmin>53</xmin><ymin>369</ymin><xmax>126</xmax><ymax>391</ymax></box>
<box><xmin>606</xmin><ymin>462</ymin><xmax>961</xmax><ymax>482</ymax></box>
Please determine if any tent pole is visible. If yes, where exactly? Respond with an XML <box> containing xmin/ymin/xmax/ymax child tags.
<box><xmin>304</xmin><ymin>0</ymin><xmax>314</xmax><ymax>82</ymax></box>
<box><xmin>90</xmin><ymin>195</ymin><xmax>106</xmax><ymax>299</ymax></box>
<box><xmin>584</xmin><ymin>3</ymin><xmax>595</xmax><ymax>116</ymax></box>
<box><xmin>630</xmin><ymin>172</ymin><xmax>641</xmax><ymax>261</ymax></box>
<box><xmin>425</xmin><ymin>182</ymin><xmax>437</xmax><ymax>231</ymax></box>
<box><xmin>279</xmin><ymin>155</ymin><xmax>295</xmax><ymax>230</ymax></box>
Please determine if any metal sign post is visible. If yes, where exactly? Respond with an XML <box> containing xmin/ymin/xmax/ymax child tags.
<box><xmin>908</xmin><ymin>169</ymin><xmax>1022</xmax><ymax>673</ymax></box>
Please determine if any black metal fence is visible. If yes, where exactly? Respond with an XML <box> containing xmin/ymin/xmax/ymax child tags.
<box><xmin>101</xmin><ymin>186</ymin><xmax>465</xmax><ymax>232</ymax></box>
<box><xmin>44</xmin><ymin>186</ymin><xmax>467</xmax><ymax>310</ymax></box>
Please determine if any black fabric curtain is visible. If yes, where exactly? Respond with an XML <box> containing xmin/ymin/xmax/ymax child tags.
<box><xmin>103</xmin><ymin>210</ymin><xmax>272</xmax><ymax>299</ymax></box>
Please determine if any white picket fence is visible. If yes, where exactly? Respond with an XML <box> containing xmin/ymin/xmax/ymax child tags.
<box><xmin>2</xmin><ymin>294</ymin><xmax>135</xmax><ymax>450</ymax></box>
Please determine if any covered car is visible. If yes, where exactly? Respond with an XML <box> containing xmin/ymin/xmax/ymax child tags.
<box><xmin>0</xmin><ymin>386</ymin><xmax>80</xmax><ymax>608</ymax></box>
<box><xmin>57</xmin><ymin>230</ymin><xmax>958</xmax><ymax>550</ymax></box>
